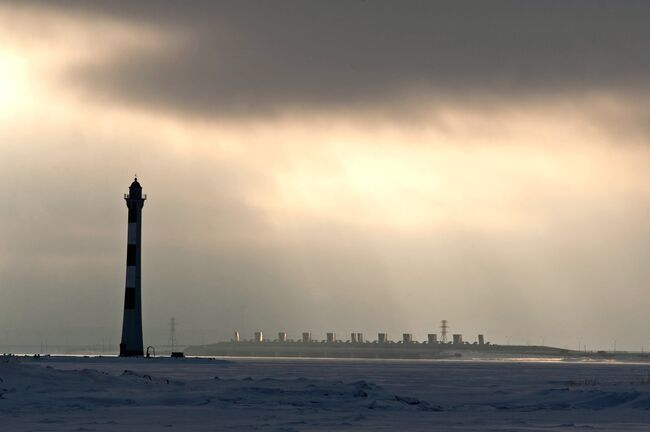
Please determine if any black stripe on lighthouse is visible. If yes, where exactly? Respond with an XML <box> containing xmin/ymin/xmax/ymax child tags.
<box><xmin>128</xmin><ymin>207</ymin><xmax>138</xmax><ymax>223</ymax></box>
<box><xmin>124</xmin><ymin>288</ymin><xmax>136</xmax><ymax>309</ymax></box>
<box><xmin>126</xmin><ymin>244</ymin><xmax>137</xmax><ymax>265</ymax></box>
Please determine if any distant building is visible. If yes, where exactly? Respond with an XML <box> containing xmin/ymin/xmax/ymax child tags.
<box><xmin>254</xmin><ymin>331</ymin><xmax>263</xmax><ymax>343</ymax></box>
<box><xmin>350</xmin><ymin>333</ymin><xmax>358</xmax><ymax>343</ymax></box>
<box><xmin>326</xmin><ymin>332</ymin><xmax>337</xmax><ymax>343</ymax></box>
<box><xmin>356</xmin><ymin>332</ymin><xmax>364</xmax><ymax>343</ymax></box>
<box><xmin>302</xmin><ymin>332</ymin><xmax>311</xmax><ymax>343</ymax></box>
<box><xmin>278</xmin><ymin>332</ymin><xmax>288</xmax><ymax>342</ymax></box>
<box><xmin>427</xmin><ymin>334</ymin><xmax>438</xmax><ymax>344</ymax></box>
<box><xmin>402</xmin><ymin>333</ymin><xmax>413</xmax><ymax>344</ymax></box>
<box><xmin>440</xmin><ymin>320</ymin><xmax>449</xmax><ymax>343</ymax></box>
<box><xmin>378</xmin><ymin>333</ymin><xmax>389</xmax><ymax>343</ymax></box>
<box><xmin>478</xmin><ymin>334</ymin><xmax>485</xmax><ymax>345</ymax></box>
<box><xmin>233</xmin><ymin>331</ymin><xmax>240</xmax><ymax>343</ymax></box>
<box><xmin>453</xmin><ymin>334</ymin><xmax>463</xmax><ymax>344</ymax></box>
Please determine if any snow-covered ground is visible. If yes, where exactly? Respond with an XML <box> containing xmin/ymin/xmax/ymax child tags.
<box><xmin>2</xmin><ymin>356</ymin><xmax>650</xmax><ymax>431</ymax></box>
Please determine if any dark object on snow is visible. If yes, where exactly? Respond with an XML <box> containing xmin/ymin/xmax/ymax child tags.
<box><xmin>171</xmin><ymin>352</ymin><xmax>185</xmax><ymax>358</ymax></box>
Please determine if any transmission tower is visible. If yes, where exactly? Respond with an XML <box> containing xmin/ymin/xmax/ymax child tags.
<box><xmin>440</xmin><ymin>320</ymin><xmax>448</xmax><ymax>343</ymax></box>
<box><xmin>169</xmin><ymin>317</ymin><xmax>177</xmax><ymax>352</ymax></box>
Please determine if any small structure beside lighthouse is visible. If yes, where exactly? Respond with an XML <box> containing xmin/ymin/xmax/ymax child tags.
<box><xmin>120</xmin><ymin>177</ymin><xmax>146</xmax><ymax>357</ymax></box>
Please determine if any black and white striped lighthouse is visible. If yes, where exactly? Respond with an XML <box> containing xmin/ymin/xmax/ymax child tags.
<box><xmin>119</xmin><ymin>177</ymin><xmax>146</xmax><ymax>357</ymax></box>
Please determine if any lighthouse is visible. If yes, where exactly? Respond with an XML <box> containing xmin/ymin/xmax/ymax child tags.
<box><xmin>119</xmin><ymin>177</ymin><xmax>146</xmax><ymax>357</ymax></box>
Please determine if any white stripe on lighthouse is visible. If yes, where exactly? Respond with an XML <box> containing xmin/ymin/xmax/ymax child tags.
<box><xmin>125</xmin><ymin>266</ymin><xmax>136</xmax><ymax>287</ymax></box>
<box><xmin>128</xmin><ymin>222</ymin><xmax>137</xmax><ymax>244</ymax></box>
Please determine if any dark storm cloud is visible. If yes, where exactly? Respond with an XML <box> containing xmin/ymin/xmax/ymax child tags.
<box><xmin>20</xmin><ymin>0</ymin><xmax>650</xmax><ymax>117</ymax></box>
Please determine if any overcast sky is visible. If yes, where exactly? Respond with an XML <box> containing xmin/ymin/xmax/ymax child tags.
<box><xmin>0</xmin><ymin>1</ymin><xmax>649</xmax><ymax>350</ymax></box>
